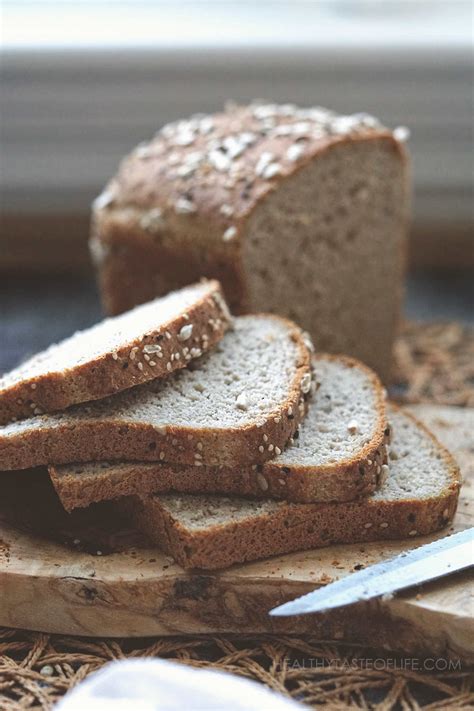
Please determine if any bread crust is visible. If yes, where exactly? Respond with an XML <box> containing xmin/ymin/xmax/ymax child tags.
<box><xmin>124</xmin><ymin>407</ymin><xmax>461</xmax><ymax>569</ymax></box>
<box><xmin>50</xmin><ymin>354</ymin><xmax>389</xmax><ymax>511</ymax></box>
<box><xmin>0</xmin><ymin>315</ymin><xmax>312</xmax><ymax>471</ymax></box>
<box><xmin>0</xmin><ymin>280</ymin><xmax>230</xmax><ymax>425</ymax></box>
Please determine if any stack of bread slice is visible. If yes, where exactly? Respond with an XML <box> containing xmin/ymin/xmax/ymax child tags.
<box><xmin>0</xmin><ymin>281</ymin><xmax>461</xmax><ymax>570</ymax></box>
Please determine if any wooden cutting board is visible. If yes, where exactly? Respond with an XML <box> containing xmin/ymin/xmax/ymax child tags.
<box><xmin>0</xmin><ymin>404</ymin><xmax>472</xmax><ymax>660</ymax></box>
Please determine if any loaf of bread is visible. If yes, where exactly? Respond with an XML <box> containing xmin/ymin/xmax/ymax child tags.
<box><xmin>91</xmin><ymin>102</ymin><xmax>410</xmax><ymax>381</ymax></box>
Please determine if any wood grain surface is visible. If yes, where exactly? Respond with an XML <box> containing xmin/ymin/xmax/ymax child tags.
<box><xmin>0</xmin><ymin>404</ymin><xmax>472</xmax><ymax>659</ymax></box>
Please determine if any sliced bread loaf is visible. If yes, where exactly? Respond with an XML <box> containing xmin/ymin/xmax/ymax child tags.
<box><xmin>0</xmin><ymin>280</ymin><xmax>230</xmax><ymax>425</ymax></box>
<box><xmin>123</xmin><ymin>407</ymin><xmax>461</xmax><ymax>569</ymax></box>
<box><xmin>0</xmin><ymin>315</ymin><xmax>312</xmax><ymax>470</ymax></box>
<box><xmin>92</xmin><ymin>102</ymin><xmax>410</xmax><ymax>381</ymax></box>
<box><xmin>50</xmin><ymin>354</ymin><xmax>388</xmax><ymax>511</ymax></box>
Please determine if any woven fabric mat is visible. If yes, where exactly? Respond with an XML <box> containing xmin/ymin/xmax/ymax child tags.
<box><xmin>1</xmin><ymin>321</ymin><xmax>473</xmax><ymax>711</ymax></box>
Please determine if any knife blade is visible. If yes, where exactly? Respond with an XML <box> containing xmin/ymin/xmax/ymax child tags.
<box><xmin>269</xmin><ymin>527</ymin><xmax>474</xmax><ymax>617</ymax></box>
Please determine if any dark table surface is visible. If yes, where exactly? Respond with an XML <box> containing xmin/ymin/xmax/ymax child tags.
<box><xmin>1</xmin><ymin>270</ymin><xmax>473</xmax><ymax>374</ymax></box>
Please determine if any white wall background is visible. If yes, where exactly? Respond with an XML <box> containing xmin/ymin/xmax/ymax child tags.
<box><xmin>1</xmin><ymin>1</ymin><xmax>472</xmax><ymax>226</ymax></box>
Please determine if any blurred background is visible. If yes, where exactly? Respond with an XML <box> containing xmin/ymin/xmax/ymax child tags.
<box><xmin>1</xmin><ymin>0</ymin><xmax>472</xmax><ymax>369</ymax></box>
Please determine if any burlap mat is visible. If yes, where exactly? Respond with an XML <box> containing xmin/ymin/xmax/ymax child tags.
<box><xmin>1</xmin><ymin>321</ymin><xmax>473</xmax><ymax>710</ymax></box>
<box><xmin>393</xmin><ymin>321</ymin><xmax>474</xmax><ymax>407</ymax></box>
<box><xmin>1</xmin><ymin>630</ymin><xmax>472</xmax><ymax>710</ymax></box>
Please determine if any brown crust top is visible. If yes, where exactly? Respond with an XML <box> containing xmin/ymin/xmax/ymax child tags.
<box><xmin>93</xmin><ymin>102</ymin><xmax>408</xmax><ymax>250</ymax></box>
<box><xmin>0</xmin><ymin>280</ymin><xmax>230</xmax><ymax>425</ymax></box>
<box><xmin>126</xmin><ymin>406</ymin><xmax>461</xmax><ymax>569</ymax></box>
<box><xmin>0</xmin><ymin>315</ymin><xmax>312</xmax><ymax>471</ymax></box>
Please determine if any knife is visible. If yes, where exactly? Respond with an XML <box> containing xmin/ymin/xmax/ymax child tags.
<box><xmin>269</xmin><ymin>527</ymin><xmax>474</xmax><ymax>617</ymax></box>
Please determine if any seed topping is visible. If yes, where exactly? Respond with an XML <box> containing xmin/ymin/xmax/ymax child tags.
<box><xmin>223</xmin><ymin>226</ymin><xmax>237</xmax><ymax>242</ymax></box>
<box><xmin>178</xmin><ymin>324</ymin><xmax>193</xmax><ymax>341</ymax></box>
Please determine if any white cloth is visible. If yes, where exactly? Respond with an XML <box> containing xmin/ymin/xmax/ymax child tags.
<box><xmin>56</xmin><ymin>657</ymin><xmax>304</xmax><ymax>711</ymax></box>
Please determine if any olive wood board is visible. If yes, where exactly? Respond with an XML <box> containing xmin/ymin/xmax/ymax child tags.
<box><xmin>0</xmin><ymin>404</ymin><xmax>472</xmax><ymax>660</ymax></box>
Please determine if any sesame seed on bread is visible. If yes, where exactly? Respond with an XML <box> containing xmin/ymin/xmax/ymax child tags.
<box><xmin>122</xmin><ymin>406</ymin><xmax>461</xmax><ymax>570</ymax></box>
<box><xmin>0</xmin><ymin>280</ymin><xmax>230</xmax><ymax>425</ymax></box>
<box><xmin>0</xmin><ymin>315</ymin><xmax>312</xmax><ymax>470</ymax></box>
<box><xmin>50</xmin><ymin>354</ymin><xmax>389</xmax><ymax>511</ymax></box>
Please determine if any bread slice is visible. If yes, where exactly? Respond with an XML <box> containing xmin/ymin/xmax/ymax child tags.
<box><xmin>123</xmin><ymin>407</ymin><xmax>461</xmax><ymax>569</ymax></box>
<box><xmin>50</xmin><ymin>354</ymin><xmax>388</xmax><ymax>511</ymax></box>
<box><xmin>0</xmin><ymin>280</ymin><xmax>230</xmax><ymax>425</ymax></box>
<box><xmin>92</xmin><ymin>102</ymin><xmax>410</xmax><ymax>381</ymax></box>
<box><xmin>0</xmin><ymin>315</ymin><xmax>312</xmax><ymax>470</ymax></box>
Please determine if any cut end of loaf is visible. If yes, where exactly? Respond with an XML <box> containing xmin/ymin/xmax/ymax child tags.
<box><xmin>241</xmin><ymin>135</ymin><xmax>408</xmax><ymax>381</ymax></box>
